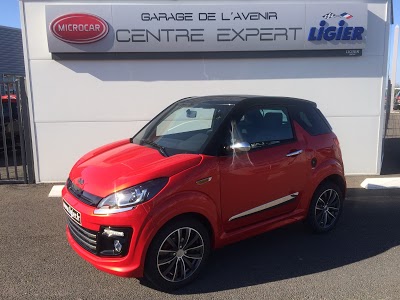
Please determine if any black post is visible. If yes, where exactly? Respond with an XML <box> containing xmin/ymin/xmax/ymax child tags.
<box><xmin>385</xmin><ymin>80</ymin><xmax>392</xmax><ymax>135</ymax></box>
<box><xmin>16</xmin><ymin>79</ymin><xmax>28</xmax><ymax>183</ymax></box>
<box><xmin>19</xmin><ymin>79</ymin><xmax>35</xmax><ymax>183</ymax></box>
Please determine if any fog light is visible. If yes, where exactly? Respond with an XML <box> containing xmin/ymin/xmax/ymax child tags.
<box><xmin>114</xmin><ymin>240</ymin><xmax>122</xmax><ymax>253</ymax></box>
<box><xmin>103</xmin><ymin>228</ymin><xmax>125</xmax><ymax>237</ymax></box>
<box><xmin>99</xmin><ymin>226</ymin><xmax>132</xmax><ymax>256</ymax></box>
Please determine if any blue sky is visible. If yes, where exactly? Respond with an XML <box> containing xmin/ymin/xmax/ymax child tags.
<box><xmin>2</xmin><ymin>0</ymin><xmax>20</xmax><ymax>28</ymax></box>
<box><xmin>2</xmin><ymin>0</ymin><xmax>400</xmax><ymax>84</ymax></box>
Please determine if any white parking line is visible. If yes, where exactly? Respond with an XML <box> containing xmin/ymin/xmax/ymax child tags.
<box><xmin>361</xmin><ymin>178</ymin><xmax>400</xmax><ymax>189</ymax></box>
<box><xmin>48</xmin><ymin>185</ymin><xmax>64</xmax><ymax>197</ymax></box>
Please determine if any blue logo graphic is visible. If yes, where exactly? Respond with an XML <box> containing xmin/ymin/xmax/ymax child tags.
<box><xmin>308</xmin><ymin>19</ymin><xmax>365</xmax><ymax>42</ymax></box>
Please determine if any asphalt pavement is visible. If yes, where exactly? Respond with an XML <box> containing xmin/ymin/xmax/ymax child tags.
<box><xmin>1</xmin><ymin>182</ymin><xmax>400</xmax><ymax>300</ymax></box>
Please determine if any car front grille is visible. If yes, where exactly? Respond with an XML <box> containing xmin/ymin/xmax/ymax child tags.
<box><xmin>67</xmin><ymin>218</ymin><xmax>98</xmax><ymax>255</ymax></box>
<box><xmin>66</xmin><ymin>178</ymin><xmax>102</xmax><ymax>207</ymax></box>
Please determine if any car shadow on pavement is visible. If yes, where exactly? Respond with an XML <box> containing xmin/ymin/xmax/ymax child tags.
<box><xmin>166</xmin><ymin>188</ymin><xmax>400</xmax><ymax>294</ymax></box>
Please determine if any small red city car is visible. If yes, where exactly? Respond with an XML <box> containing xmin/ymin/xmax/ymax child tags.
<box><xmin>62</xmin><ymin>95</ymin><xmax>346</xmax><ymax>290</ymax></box>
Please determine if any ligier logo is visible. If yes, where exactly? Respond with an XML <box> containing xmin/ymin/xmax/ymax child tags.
<box><xmin>50</xmin><ymin>13</ymin><xmax>109</xmax><ymax>44</ymax></box>
<box><xmin>322</xmin><ymin>12</ymin><xmax>353</xmax><ymax>20</ymax></box>
<box><xmin>308</xmin><ymin>11</ymin><xmax>365</xmax><ymax>42</ymax></box>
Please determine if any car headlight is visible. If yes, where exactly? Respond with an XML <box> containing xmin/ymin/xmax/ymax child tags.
<box><xmin>94</xmin><ymin>178</ymin><xmax>168</xmax><ymax>215</ymax></box>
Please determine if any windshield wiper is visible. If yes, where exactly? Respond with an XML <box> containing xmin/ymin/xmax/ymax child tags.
<box><xmin>140</xmin><ymin>139</ymin><xmax>169</xmax><ymax>157</ymax></box>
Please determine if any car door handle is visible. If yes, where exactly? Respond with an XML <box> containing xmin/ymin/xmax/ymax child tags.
<box><xmin>286</xmin><ymin>150</ymin><xmax>303</xmax><ymax>157</ymax></box>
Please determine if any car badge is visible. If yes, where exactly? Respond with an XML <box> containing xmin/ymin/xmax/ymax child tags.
<box><xmin>72</xmin><ymin>178</ymin><xmax>85</xmax><ymax>196</ymax></box>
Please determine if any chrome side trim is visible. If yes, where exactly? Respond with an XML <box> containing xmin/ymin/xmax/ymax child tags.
<box><xmin>196</xmin><ymin>177</ymin><xmax>212</xmax><ymax>185</ymax></box>
<box><xmin>229</xmin><ymin>192</ymin><xmax>299</xmax><ymax>221</ymax></box>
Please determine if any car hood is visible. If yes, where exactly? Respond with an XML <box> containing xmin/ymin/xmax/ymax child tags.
<box><xmin>69</xmin><ymin>139</ymin><xmax>202</xmax><ymax>198</ymax></box>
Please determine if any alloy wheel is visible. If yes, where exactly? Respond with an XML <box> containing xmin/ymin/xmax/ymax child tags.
<box><xmin>315</xmin><ymin>189</ymin><xmax>341</xmax><ymax>229</ymax></box>
<box><xmin>157</xmin><ymin>227</ymin><xmax>204</xmax><ymax>283</ymax></box>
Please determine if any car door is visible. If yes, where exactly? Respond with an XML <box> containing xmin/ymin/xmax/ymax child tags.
<box><xmin>219</xmin><ymin>105</ymin><xmax>309</xmax><ymax>232</ymax></box>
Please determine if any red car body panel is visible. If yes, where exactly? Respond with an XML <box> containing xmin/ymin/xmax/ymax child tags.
<box><xmin>219</xmin><ymin>123</ymin><xmax>309</xmax><ymax>232</ymax></box>
<box><xmin>62</xmin><ymin>97</ymin><xmax>345</xmax><ymax>279</ymax></box>
<box><xmin>69</xmin><ymin>142</ymin><xmax>202</xmax><ymax>198</ymax></box>
<box><xmin>62</xmin><ymin>152</ymin><xmax>222</xmax><ymax>277</ymax></box>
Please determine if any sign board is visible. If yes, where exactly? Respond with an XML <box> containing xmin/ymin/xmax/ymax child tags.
<box><xmin>45</xmin><ymin>3</ymin><xmax>368</xmax><ymax>57</ymax></box>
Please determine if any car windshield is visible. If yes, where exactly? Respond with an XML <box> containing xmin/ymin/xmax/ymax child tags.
<box><xmin>132</xmin><ymin>100</ymin><xmax>234</xmax><ymax>155</ymax></box>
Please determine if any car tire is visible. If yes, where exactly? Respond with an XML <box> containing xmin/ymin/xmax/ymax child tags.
<box><xmin>144</xmin><ymin>217</ymin><xmax>210</xmax><ymax>291</ymax></box>
<box><xmin>306</xmin><ymin>181</ymin><xmax>343</xmax><ymax>233</ymax></box>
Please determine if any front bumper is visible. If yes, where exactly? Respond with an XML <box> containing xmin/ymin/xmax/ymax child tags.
<box><xmin>62</xmin><ymin>187</ymin><xmax>149</xmax><ymax>277</ymax></box>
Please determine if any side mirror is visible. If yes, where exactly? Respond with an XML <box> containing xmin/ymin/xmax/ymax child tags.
<box><xmin>186</xmin><ymin>109</ymin><xmax>197</xmax><ymax>118</ymax></box>
<box><xmin>230</xmin><ymin>142</ymin><xmax>251</xmax><ymax>152</ymax></box>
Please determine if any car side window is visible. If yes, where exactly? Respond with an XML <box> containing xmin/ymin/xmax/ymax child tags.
<box><xmin>293</xmin><ymin>107</ymin><xmax>332</xmax><ymax>136</ymax></box>
<box><xmin>234</xmin><ymin>107</ymin><xmax>294</xmax><ymax>146</ymax></box>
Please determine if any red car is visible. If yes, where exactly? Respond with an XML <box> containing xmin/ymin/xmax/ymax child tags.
<box><xmin>394</xmin><ymin>91</ymin><xmax>400</xmax><ymax>110</ymax></box>
<box><xmin>62</xmin><ymin>95</ymin><xmax>345</xmax><ymax>290</ymax></box>
<box><xmin>0</xmin><ymin>94</ymin><xmax>19</xmax><ymax>140</ymax></box>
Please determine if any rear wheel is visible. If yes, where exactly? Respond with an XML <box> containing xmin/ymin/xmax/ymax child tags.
<box><xmin>144</xmin><ymin>218</ymin><xmax>210</xmax><ymax>291</ymax></box>
<box><xmin>306</xmin><ymin>181</ymin><xmax>343</xmax><ymax>233</ymax></box>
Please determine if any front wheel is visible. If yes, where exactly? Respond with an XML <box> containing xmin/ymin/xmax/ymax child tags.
<box><xmin>306</xmin><ymin>181</ymin><xmax>343</xmax><ymax>233</ymax></box>
<box><xmin>144</xmin><ymin>218</ymin><xmax>210</xmax><ymax>291</ymax></box>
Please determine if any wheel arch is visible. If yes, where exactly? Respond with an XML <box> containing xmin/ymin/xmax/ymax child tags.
<box><xmin>310</xmin><ymin>158</ymin><xmax>346</xmax><ymax>199</ymax></box>
<box><xmin>306</xmin><ymin>173</ymin><xmax>345</xmax><ymax>233</ymax></box>
<box><xmin>317</xmin><ymin>174</ymin><xmax>347</xmax><ymax>199</ymax></box>
<box><xmin>134</xmin><ymin>191</ymin><xmax>221</xmax><ymax>277</ymax></box>
<box><xmin>157</xmin><ymin>212</ymin><xmax>215</xmax><ymax>248</ymax></box>
<box><xmin>142</xmin><ymin>211</ymin><xmax>213</xmax><ymax>289</ymax></box>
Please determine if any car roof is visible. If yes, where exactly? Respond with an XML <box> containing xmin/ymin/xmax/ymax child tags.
<box><xmin>178</xmin><ymin>95</ymin><xmax>317</xmax><ymax>107</ymax></box>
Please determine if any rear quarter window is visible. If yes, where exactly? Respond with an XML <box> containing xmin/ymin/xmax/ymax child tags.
<box><xmin>293</xmin><ymin>107</ymin><xmax>332</xmax><ymax>136</ymax></box>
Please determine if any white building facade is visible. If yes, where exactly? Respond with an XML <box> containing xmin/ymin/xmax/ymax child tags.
<box><xmin>19</xmin><ymin>0</ymin><xmax>392</xmax><ymax>182</ymax></box>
